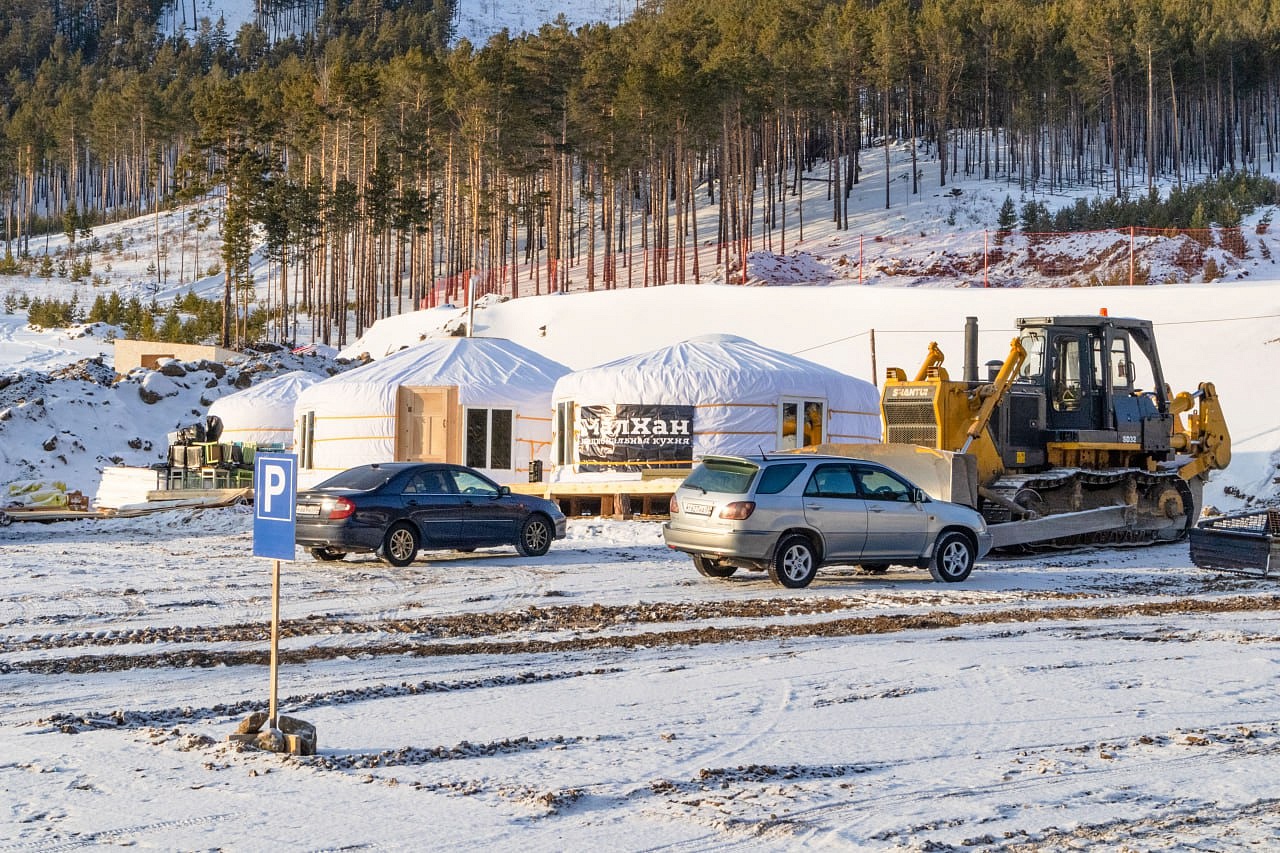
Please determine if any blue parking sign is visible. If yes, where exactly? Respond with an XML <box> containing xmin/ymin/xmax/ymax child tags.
<box><xmin>253</xmin><ymin>453</ymin><xmax>298</xmax><ymax>560</ymax></box>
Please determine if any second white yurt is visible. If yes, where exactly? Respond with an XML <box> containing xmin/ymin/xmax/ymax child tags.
<box><xmin>293</xmin><ymin>337</ymin><xmax>569</xmax><ymax>486</ymax></box>
<box><xmin>207</xmin><ymin>370</ymin><xmax>322</xmax><ymax>450</ymax></box>
<box><xmin>550</xmin><ymin>334</ymin><xmax>881</xmax><ymax>480</ymax></box>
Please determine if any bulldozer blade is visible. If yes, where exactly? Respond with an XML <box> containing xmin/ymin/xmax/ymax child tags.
<box><xmin>988</xmin><ymin>505</ymin><xmax>1137</xmax><ymax>549</ymax></box>
<box><xmin>800</xmin><ymin>443</ymin><xmax>981</xmax><ymax>508</ymax></box>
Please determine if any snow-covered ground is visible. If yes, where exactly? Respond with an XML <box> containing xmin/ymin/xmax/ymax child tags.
<box><xmin>5</xmin><ymin>509</ymin><xmax>1280</xmax><ymax>849</ymax></box>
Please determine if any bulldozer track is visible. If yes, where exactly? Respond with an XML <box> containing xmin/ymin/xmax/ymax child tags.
<box><xmin>986</xmin><ymin>468</ymin><xmax>1198</xmax><ymax>547</ymax></box>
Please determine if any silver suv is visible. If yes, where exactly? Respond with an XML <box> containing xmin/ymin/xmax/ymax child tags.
<box><xmin>663</xmin><ymin>454</ymin><xmax>992</xmax><ymax>588</ymax></box>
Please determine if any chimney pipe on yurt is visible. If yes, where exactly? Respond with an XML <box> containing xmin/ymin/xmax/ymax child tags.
<box><xmin>467</xmin><ymin>271</ymin><xmax>480</xmax><ymax>338</ymax></box>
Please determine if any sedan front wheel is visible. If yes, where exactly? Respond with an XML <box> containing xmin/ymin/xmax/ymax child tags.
<box><xmin>378</xmin><ymin>523</ymin><xmax>420</xmax><ymax>567</ymax></box>
<box><xmin>516</xmin><ymin>514</ymin><xmax>553</xmax><ymax>557</ymax></box>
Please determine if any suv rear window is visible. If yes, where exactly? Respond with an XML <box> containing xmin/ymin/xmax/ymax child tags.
<box><xmin>755</xmin><ymin>462</ymin><xmax>806</xmax><ymax>494</ymax></box>
<box><xmin>684</xmin><ymin>459</ymin><xmax>759</xmax><ymax>494</ymax></box>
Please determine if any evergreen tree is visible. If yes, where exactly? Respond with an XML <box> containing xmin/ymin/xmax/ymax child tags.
<box><xmin>159</xmin><ymin>305</ymin><xmax>183</xmax><ymax>342</ymax></box>
<box><xmin>87</xmin><ymin>293</ymin><xmax>109</xmax><ymax>323</ymax></box>
<box><xmin>998</xmin><ymin>196</ymin><xmax>1017</xmax><ymax>230</ymax></box>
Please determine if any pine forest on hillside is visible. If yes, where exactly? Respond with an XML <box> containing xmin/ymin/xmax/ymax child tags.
<box><xmin>5</xmin><ymin>0</ymin><xmax>1280</xmax><ymax>349</ymax></box>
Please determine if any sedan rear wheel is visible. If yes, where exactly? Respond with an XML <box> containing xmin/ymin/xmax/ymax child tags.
<box><xmin>692</xmin><ymin>554</ymin><xmax>737</xmax><ymax>579</ymax></box>
<box><xmin>929</xmin><ymin>532</ymin><xmax>975</xmax><ymax>583</ymax></box>
<box><xmin>769</xmin><ymin>534</ymin><xmax>818</xmax><ymax>589</ymax></box>
<box><xmin>516</xmin><ymin>514</ymin><xmax>553</xmax><ymax>557</ymax></box>
<box><xmin>378</xmin><ymin>523</ymin><xmax>420</xmax><ymax>567</ymax></box>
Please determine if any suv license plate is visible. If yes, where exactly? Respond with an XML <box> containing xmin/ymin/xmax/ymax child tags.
<box><xmin>682</xmin><ymin>500</ymin><xmax>713</xmax><ymax>516</ymax></box>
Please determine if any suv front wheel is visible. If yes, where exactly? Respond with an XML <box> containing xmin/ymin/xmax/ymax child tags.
<box><xmin>769</xmin><ymin>534</ymin><xmax>818</xmax><ymax>588</ymax></box>
<box><xmin>928</xmin><ymin>531</ymin><xmax>975</xmax><ymax>583</ymax></box>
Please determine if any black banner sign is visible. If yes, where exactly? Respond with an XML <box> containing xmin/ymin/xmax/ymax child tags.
<box><xmin>576</xmin><ymin>404</ymin><xmax>695</xmax><ymax>472</ymax></box>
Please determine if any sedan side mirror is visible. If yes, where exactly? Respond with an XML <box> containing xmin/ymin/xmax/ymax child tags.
<box><xmin>499</xmin><ymin>485</ymin><xmax>511</xmax><ymax>496</ymax></box>
<box><xmin>912</xmin><ymin>488</ymin><xmax>927</xmax><ymax>503</ymax></box>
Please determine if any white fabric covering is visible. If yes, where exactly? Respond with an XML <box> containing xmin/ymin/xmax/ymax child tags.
<box><xmin>207</xmin><ymin>370</ymin><xmax>321</xmax><ymax>449</ymax></box>
<box><xmin>294</xmin><ymin>337</ymin><xmax>569</xmax><ymax>485</ymax></box>
<box><xmin>551</xmin><ymin>334</ymin><xmax>881</xmax><ymax>478</ymax></box>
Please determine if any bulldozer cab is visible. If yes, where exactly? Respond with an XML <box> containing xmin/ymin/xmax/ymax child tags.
<box><xmin>1013</xmin><ymin>316</ymin><xmax>1173</xmax><ymax>461</ymax></box>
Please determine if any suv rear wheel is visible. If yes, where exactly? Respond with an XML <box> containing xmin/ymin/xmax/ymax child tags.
<box><xmin>692</xmin><ymin>555</ymin><xmax>737</xmax><ymax>578</ymax></box>
<box><xmin>769</xmin><ymin>534</ymin><xmax>818</xmax><ymax>588</ymax></box>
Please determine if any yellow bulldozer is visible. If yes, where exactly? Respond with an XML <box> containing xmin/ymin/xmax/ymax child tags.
<box><xmin>810</xmin><ymin>314</ymin><xmax>1230</xmax><ymax>549</ymax></box>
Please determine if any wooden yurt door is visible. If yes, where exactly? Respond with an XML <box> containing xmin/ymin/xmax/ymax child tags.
<box><xmin>396</xmin><ymin>386</ymin><xmax>460</xmax><ymax>462</ymax></box>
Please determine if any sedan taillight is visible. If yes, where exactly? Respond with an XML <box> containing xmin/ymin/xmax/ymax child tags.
<box><xmin>719</xmin><ymin>501</ymin><xmax>756</xmax><ymax>520</ymax></box>
<box><xmin>669</xmin><ymin>495</ymin><xmax>680</xmax><ymax>514</ymax></box>
<box><xmin>324</xmin><ymin>497</ymin><xmax>355</xmax><ymax>520</ymax></box>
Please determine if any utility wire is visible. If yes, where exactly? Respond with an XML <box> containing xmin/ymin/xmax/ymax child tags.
<box><xmin>790</xmin><ymin>312</ymin><xmax>1280</xmax><ymax>357</ymax></box>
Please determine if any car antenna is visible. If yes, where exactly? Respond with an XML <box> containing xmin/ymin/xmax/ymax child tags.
<box><xmin>758</xmin><ymin>444</ymin><xmax>771</xmax><ymax>460</ymax></box>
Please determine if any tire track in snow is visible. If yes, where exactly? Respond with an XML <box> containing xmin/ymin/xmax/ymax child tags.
<box><xmin>0</xmin><ymin>813</ymin><xmax>238</xmax><ymax>852</ymax></box>
<box><xmin>652</xmin><ymin>718</ymin><xmax>1280</xmax><ymax>847</ymax></box>
<box><xmin>34</xmin><ymin>667</ymin><xmax>621</xmax><ymax>732</ymax></box>
<box><xmin>5</xmin><ymin>593</ymin><xmax>1278</xmax><ymax>675</ymax></box>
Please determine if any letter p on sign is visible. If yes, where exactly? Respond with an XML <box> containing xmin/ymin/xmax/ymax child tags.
<box><xmin>253</xmin><ymin>453</ymin><xmax>298</xmax><ymax>560</ymax></box>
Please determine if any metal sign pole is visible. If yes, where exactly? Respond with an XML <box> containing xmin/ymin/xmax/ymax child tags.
<box><xmin>268</xmin><ymin>557</ymin><xmax>281</xmax><ymax>728</ymax></box>
<box><xmin>233</xmin><ymin>452</ymin><xmax>314</xmax><ymax>755</ymax></box>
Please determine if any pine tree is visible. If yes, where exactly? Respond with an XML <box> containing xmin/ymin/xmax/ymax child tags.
<box><xmin>159</xmin><ymin>305</ymin><xmax>183</xmax><ymax>342</ymax></box>
<box><xmin>998</xmin><ymin>196</ymin><xmax>1017</xmax><ymax>230</ymax></box>
<box><xmin>87</xmin><ymin>293</ymin><xmax>108</xmax><ymax>323</ymax></box>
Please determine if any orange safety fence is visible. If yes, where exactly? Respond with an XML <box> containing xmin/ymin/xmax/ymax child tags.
<box><xmin>418</xmin><ymin>224</ymin><xmax>1258</xmax><ymax>304</ymax></box>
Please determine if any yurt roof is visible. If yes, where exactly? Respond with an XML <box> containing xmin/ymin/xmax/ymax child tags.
<box><xmin>554</xmin><ymin>334</ymin><xmax>875</xmax><ymax>403</ymax></box>
<box><xmin>336</xmin><ymin>305</ymin><xmax>464</xmax><ymax>360</ymax></box>
<box><xmin>304</xmin><ymin>336</ymin><xmax>569</xmax><ymax>410</ymax></box>
<box><xmin>208</xmin><ymin>370</ymin><xmax>322</xmax><ymax>423</ymax></box>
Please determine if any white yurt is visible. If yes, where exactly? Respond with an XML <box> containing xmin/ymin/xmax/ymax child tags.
<box><xmin>549</xmin><ymin>334</ymin><xmax>881</xmax><ymax>480</ymax></box>
<box><xmin>206</xmin><ymin>370</ymin><xmax>322</xmax><ymax>450</ymax></box>
<box><xmin>293</xmin><ymin>337</ymin><xmax>569</xmax><ymax>487</ymax></box>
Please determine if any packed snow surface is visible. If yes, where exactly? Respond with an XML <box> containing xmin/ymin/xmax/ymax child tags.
<box><xmin>4</xmin><ymin>512</ymin><xmax>1280</xmax><ymax>849</ymax></box>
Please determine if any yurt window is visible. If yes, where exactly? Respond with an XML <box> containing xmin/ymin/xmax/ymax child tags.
<box><xmin>465</xmin><ymin>408</ymin><xmax>514</xmax><ymax>470</ymax></box>
<box><xmin>778</xmin><ymin>399</ymin><xmax>826</xmax><ymax>449</ymax></box>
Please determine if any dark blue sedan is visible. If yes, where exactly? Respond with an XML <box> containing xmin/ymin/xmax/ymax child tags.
<box><xmin>294</xmin><ymin>462</ymin><xmax>567</xmax><ymax>566</ymax></box>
